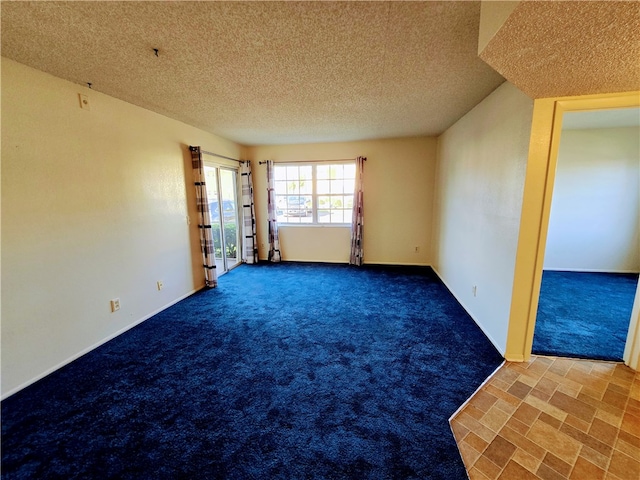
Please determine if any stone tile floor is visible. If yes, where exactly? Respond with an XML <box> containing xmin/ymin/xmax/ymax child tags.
<box><xmin>450</xmin><ymin>356</ymin><xmax>640</xmax><ymax>480</ymax></box>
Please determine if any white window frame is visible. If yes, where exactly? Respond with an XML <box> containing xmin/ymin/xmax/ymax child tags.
<box><xmin>273</xmin><ymin>161</ymin><xmax>356</xmax><ymax>226</ymax></box>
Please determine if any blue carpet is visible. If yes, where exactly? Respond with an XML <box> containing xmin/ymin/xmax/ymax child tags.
<box><xmin>532</xmin><ymin>271</ymin><xmax>638</xmax><ymax>362</ymax></box>
<box><xmin>2</xmin><ymin>263</ymin><xmax>502</xmax><ymax>479</ymax></box>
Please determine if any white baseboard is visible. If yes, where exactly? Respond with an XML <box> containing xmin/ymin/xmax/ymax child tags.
<box><xmin>257</xmin><ymin>258</ymin><xmax>432</xmax><ymax>267</ymax></box>
<box><xmin>283</xmin><ymin>258</ymin><xmax>349</xmax><ymax>264</ymax></box>
<box><xmin>363</xmin><ymin>261</ymin><xmax>432</xmax><ymax>267</ymax></box>
<box><xmin>431</xmin><ymin>267</ymin><xmax>506</xmax><ymax>357</ymax></box>
<box><xmin>1</xmin><ymin>287</ymin><xmax>203</xmax><ymax>401</ymax></box>
<box><xmin>257</xmin><ymin>258</ymin><xmax>348</xmax><ymax>264</ymax></box>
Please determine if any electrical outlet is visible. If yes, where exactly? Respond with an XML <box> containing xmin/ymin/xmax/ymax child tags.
<box><xmin>157</xmin><ymin>281</ymin><xmax>163</xmax><ymax>291</ymax></box>
<box><xmin>472</xmin><ymin>285</ymin><xmax>477</xmax><ymax>297</ymax></box>
<box><xmin>110</xmin><ymin>298</ymin><xmax>120</xmax><ymax>312</ymax></box>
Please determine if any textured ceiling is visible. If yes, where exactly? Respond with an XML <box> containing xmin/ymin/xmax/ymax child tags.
<box><xmin>0</xmin><ymin>1</ymin><xmax>506</xmax><ymax>146</ymax></box>
<box><xmin>479</xmin><ymin>0</ymin><xmax>640</xmax><ymax>99</ymax></box>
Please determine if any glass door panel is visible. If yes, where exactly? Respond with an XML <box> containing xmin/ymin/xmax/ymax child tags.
<box><xmin>219</xmin><ymin>169</ymin><xmax>240</xmax><ymax>269</ymax></box>
<box><xmin>204</xmin><ymin>165</ymin><xmax>240</xmax><ymax>275</ymax></box>
<box><xmin>204</xmin><ymin>166</ymin><xmax>225</xmax><ymax>273</ymax></box>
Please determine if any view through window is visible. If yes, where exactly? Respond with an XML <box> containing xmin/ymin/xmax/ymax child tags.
<box><xmin>274</xmin><ymin>163</ymin><xmax>356</xmax><ymax>224</ymax></box>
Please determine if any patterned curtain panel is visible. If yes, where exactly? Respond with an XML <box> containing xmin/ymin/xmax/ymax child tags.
<box><xmin>240</xmin><ymin>160</ymin><xmax>258</xmax><ymax>264</ymax></box>
<box><xmin>190</xmin><ymin>146</ymin><xmax>218</xmax><ymax>287</ymax></box>
<box><xmin>349</xmin><ymin>156</ymin><xmax>366</xmax><ymax>266</ymax></box>
<box><xmin>266</xmin><ymin>160</ymin><xmax>282</xmax><ymax>263</ymax></box>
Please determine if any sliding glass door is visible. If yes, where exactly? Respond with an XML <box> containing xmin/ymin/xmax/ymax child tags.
<box><xmin>204</xmin><ymin>165</ymin><xmax>240</xmax><ymax>274</ymax></box>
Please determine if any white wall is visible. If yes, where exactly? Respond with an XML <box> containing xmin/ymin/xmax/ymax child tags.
<box><xmin>1</xmin><ymin>59</ymin><xmax>242</xmax><ymax>397</ymax></box>
<box><xmin>544</xmin><ymin>127</ymin><xmax>640</xmax><ymax>273</ymax></box>
<box><xmin>247</xmin><ymin>137</ymin><xmax>437</xmax><ymax>265</ymax></box>
<box><xmin>433</xmin><ymin>82</ymin><xmax>533</xmax><ymax>354</ymax></box>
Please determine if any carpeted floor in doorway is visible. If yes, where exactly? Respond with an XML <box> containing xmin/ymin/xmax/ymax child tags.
<box><xmin>2</xmin><ymin>263</ymin><xmax>503</xmax><ymax>479</ymax></box>
<box><xmin>532</xmin><ymin>270</ymin><xmax>638</xmax><ymax>362</ymax></box>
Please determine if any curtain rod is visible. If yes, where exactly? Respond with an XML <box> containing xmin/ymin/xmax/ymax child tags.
<box><xmin>189</xmin><ymin>146</ymin><xmax>243</xmax><ymax>163</ymax></box>
<box><xmin>258</xmin><ymin>158</ymin><xmax>364</xmax><ymax>165</ymax></box>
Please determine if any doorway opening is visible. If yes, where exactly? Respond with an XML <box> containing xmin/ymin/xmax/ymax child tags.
<box><xmin>531</xmin><ymin>108</ymin><xmax>640</xmax><ymax>361</ymax></box>
<box><xmin>506</xmin><ymin>91</ymin><xmax>640</xmax><ymax>369</ymax></box>
<box><xmin>204</xmin><ymin>165</ymin><xmax>241</xmax><ymax>275</ymax></box>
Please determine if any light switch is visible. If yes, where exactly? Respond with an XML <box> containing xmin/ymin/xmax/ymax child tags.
<box><xmin>79</xmin><ymin>94</ymin><xmax>90</xmax><ymax>111</ymax></box>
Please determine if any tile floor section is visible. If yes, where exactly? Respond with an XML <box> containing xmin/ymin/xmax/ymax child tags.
<box><xmin>450</xmin><ymin>356</ymin><xmax>640</xmax><ymax>480</ymax></box>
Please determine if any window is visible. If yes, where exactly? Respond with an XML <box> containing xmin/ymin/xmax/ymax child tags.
<box><xmin>274</xmin><ymin>162</ymin><xmax>356</xmax><ymax>224</ymax></box>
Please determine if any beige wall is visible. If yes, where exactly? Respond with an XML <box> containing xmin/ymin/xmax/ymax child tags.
<box><xmin>246</xmin><ymin>137</ymin><xmax>437</xmax><ymax>265</ymax></box>
<box><xmin>433</xmin><ymin>82</ymin><xmax>533</xmax><ymax>354</ymax></box>
<box><xmin>1</xmin><ymin>59</ymin><xmax>242</xmax><ymax>397</ymax></box>
<box><xmin>544</xmin><ymin>127</ymin><xmax>640</xmax><ymax>273</ymax></box>
<box><xmin>478</xmin><ymin>1</ymin><xmax>520</xmax><ymax>53</ymax></box>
